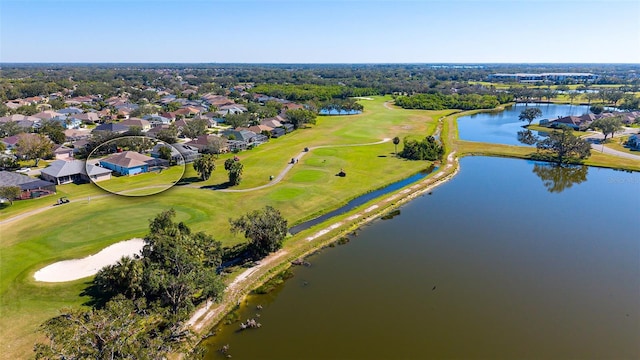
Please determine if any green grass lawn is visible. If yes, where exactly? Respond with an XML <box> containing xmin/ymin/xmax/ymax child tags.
<box><xmin>0</xmin><ymin>96</ymin><xmax>446</xmax><ymax>359</ymax></box>
<box><xmin>96</xmin><ymin>165</ymin><xmax>186</xmax><ymax>196</ymax></box>
<box><xmin>456</xmin><ymin>140</ymin><xmax>640</xmax><ymax>171</ymax></box>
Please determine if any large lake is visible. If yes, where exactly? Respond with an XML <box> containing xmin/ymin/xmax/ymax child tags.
<box><xmin>204</xmin><ymin>157</ymin><xmax>640</xmax><ymax>359</ymax></box>
<box><xmin>458</xmin><ymin>103</ymin><xmax>591</xmax><ymax>146</ymax></box>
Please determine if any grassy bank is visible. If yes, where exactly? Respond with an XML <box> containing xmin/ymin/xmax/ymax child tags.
<box><xmin>456</xmin><ymin>140</ymin><xmax>640</xmax><ymax>171</ymax></box>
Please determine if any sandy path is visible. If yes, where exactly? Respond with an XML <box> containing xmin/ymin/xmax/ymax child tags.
<box><xmin>33</xmin><ymin>238</ymin><xmax>145</xmax><ymax>282</ymax></box>
<box><xmin>383</xmin><ymin>101</ymin><xmax>396</xmax><ymax>110</ymax></box>
<box><xmin>187</xmin><ymin>250</ymin><xmax>288</xmax><ymax>331</ymax></box>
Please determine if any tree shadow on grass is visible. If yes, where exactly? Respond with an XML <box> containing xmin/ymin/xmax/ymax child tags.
<box><xmin>175</xmin><ymin>176</ymin><xmax>200</xmax><ymax>185</ymax></box>
<box><xmin>80</xmin><ymin>281</ymin><xmax>111</xmax><ymax>309</ymax></box>
<box><xmin>201</xmin><ymin>182</ymin><xmax>232</xmax><ymax>190</ymax></box>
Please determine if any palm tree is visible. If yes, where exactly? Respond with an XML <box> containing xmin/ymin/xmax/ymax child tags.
<box><xmin>392</xmin><ymin>137</ymin><xmax>400</xmax><ymax>155</ymax></box>
<box><xmin>567</xmin><ymin>91</ymin><xmax>580</xmax><ymax>105</ymax></box>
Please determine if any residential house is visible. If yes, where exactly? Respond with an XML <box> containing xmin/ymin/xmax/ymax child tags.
<box><xmin>119</xmin><ymin>118</ymin><xmax>152</xmax><ymax>132</ymax></box>
<box><xmin>64</xmin><ymin>128</ymin><xmax>92</xmax><ymax>141</ymax></box>
<box><xmin>171</xmin><ymin>143</ymin><xmax>200</xmax><ymax>163</ymax></box>
<box><xmin>73</xmin><ymin>112</ymin><xmax>100</xmax><ymax>124</ymax></box>
<box><xmin>53</xmin><ymin>145</ymin><xmax>74</xmax><ymax>160</ymax></box>
<box><xmin>143</xmin><ymin>114</ymin><xmax>172</xmax><ymax>127</ymax></box>
<box><xmin>70</xmin><ymin>139</ymin><xmax>90</xmax><ymax>154</ymax></box>
<box><xmin>186</xmin><ymin>134</ymin><xmax>229</xmax><ymax>153</ymax></box>
<box><xmin>627</xmin><ymin>134</ymin><xmax>640</xmax><ymax>151</ymax></box>
<box><xmin>65</xmin><ymin>96</ymin><xmax>95</xmax><ymax>106</ymax></box>
<box><xmin>174</xmin><ymin>106</ymin><xmax>205</xmax><ymax>118</ymax></box>
<box><xmin>201</xmin><ymin>94</ymin><xmax>234</xmax><ymax>108</ymax></box>
<box><xmin>93</xmin><ymin>122</ymin><xmax>129</xmax><ymax>134</ymax></box>
<box><xmin>99</xmin><ymin>151</ymin><xmax>167</xmax><ymax>176</ymax></box>
<box><xmin>41</xmin><ymin>160</ymin><xmax>112</xmax><ymax>185</ymax></box>
<box><xmin>150</xmin><ymin>143</ymin><xmax>200</xmax><ymax>164</ymax></box>
<box><xmin>547</xmin><ymin>115</ymin><xmax>592</xmax><ymax>130</ymax></box>
<box><xmin>248</xmin><ymin>124</ymin><xmax>273</xmax><ymax>136</ymax></box>
<box><xmin>52</xmin><ymin>115</ymin><xmax>83</xmax><ymax>129</ymax></box>
<box><xmin>145</xmin><ymin>125</ymin><xmax>170</xmax><ymax>138</ymax></box>
<box><xmin>223</xmin><ymin>129</ymin><xmax>268</xmax><ymax>146</ymax></box>
<box><xmin>58</xmin><ymin>107</ymin><xmax>83</xmax><ymax>115</ymax></box>
<box><xmin>260</xmin><ymin>118</ymin><xmax>283</xmax><ymax>128</ymax></box>
<box><xmin>270</xmin><ymin>127</ymin><xmax>286</xmax><ymax>138</ymax></box>
<box><xmin>0</xmin><ymin>114</ymin><xmax>42</xmax><ymax>130</ymax></box>
<box><xmin>1</xmin><ymin>133</ymin><xmax>43</xmax><ymax>151</ymax></box>
<box><xmin>4</xmin><ymin>99</ymin><xmax>27</xmax><ymax>110</ymax></box>
<box><xmin>0</xmin><ymin>170</ymin><xmax>56</xmax><ymax>200</ymax></box>
<box><xmin>32</xmin><ymin>110</ymin><xmax>63</xmax><ymax>121</ymax></box>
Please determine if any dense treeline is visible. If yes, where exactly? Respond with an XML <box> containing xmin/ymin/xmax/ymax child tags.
<box><xmin>394</xmin><ymin>93</ymin><xmax>511</xmax><ymax>110</ymax></box>
<box><xmin>250</xmin><ymin>84</ymin><xmax>378</xmax><ymax>101</ymax></box>
<box><xmin>399</xmin><ymin>136</ymin><xmax>444</xmax><ymax>161</ymax></box>
<box><xmin>2</xmin><ymin>63</ymin><xmax>639</xmax><ymax>102</ymax></box>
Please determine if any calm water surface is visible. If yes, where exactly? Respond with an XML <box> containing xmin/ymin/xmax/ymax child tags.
<box><xmin>458</xmin><ymin>103</ymin><xmax>591</xmax><ymax>146</ymax></box>
<box><xmin>204</xmin><ymin>157</ymin><xmax>640</xmax><ymax>359</ymax></box>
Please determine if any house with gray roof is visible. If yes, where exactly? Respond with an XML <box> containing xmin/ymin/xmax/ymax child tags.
<box><xmin>58</xmin><ymin>107</ymin><xmax>83</xmax><ymax>115</ymax></box>
<box><xmin>41</xmin><ymin>160</ymin><xmax>112</xmax><ymax>184</ymax></box>
<box><xmin>93</xmin><ymin>122</ymin><xmax>129</xmax><ymax>134</ymax></box>
<box><xmin>150</xmin><ymin>143</ymin><xmax>200</xmax><ymax>164</ymax></box>
<box><xmin>0</xmin><ymin>170</ymin><xmax>56</xmax><ymax>199</ymax></box>
<box><xmin>627</xmin><ymin>134</ymin><xmax>640</xmax><ymax>151</ymax></box>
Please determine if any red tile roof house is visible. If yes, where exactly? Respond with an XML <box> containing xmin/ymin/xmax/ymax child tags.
<box><xmin>99</xmin><ymin>151</ymin><xmax>167</xmax><ymax>176</ymax></box>
<box><xmin>547</xmin><ymin>115</ymin><xmax>594</xmax><ymax>130</ymax></box>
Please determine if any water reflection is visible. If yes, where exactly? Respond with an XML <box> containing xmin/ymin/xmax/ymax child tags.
<box><xmin>517</xmin><ymin>129</ymin><xmax>538</xmax><ymax>145</ymax></box>
<box><xmin>532</xmin><ymin>163</ymin><xmax>588</xmax><ymax>193</ymax></box>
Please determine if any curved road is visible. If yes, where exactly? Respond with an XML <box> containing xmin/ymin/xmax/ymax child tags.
<box><xmin>590</xmin><ymin>143</ymin><xmax>640</xmax><ymax>160</ymax></box>
<box><xmin>582</xmin><ymin>128</ymin><xmax>640</xmax><ymax>161</ymax></box>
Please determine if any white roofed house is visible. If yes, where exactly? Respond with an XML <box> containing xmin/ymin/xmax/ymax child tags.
<box><xmin>41</xmin><ymin>159</ymin><xmax>112</xmax><ymax>185</ymax></box>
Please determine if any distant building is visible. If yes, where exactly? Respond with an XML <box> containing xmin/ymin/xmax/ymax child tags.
<box><xmin>489</xmin><ymin>73</ymin><xmax>599</xmax><ymax>83</ymax></box>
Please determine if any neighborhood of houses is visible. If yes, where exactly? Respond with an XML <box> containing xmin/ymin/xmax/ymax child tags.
<box><xmin>540</xmin><ymin>110</ymin><xmax>640</xmax><ymax>131</ymax></box>
<box><xmin>0</xmin><ymin>84</ymin><xmax>308</xmax><ymax>202</ymax></box>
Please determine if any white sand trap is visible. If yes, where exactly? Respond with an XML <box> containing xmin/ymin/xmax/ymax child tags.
<box><xmin>34</xmin><ymin>238</ymin><xmax>145</xmax><ymax>282</ymax></box>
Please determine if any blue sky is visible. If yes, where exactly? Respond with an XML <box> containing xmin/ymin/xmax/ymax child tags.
<box><xmin>1</xmin><ymin>0</ymin><xmax>639</xmax><ymax>63</ymax></box>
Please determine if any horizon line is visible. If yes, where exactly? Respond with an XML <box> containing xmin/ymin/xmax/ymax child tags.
<box><xmin>2</xmin><ymin>62</ymin><xmax>639</xmax><ymax>65</ymax></box>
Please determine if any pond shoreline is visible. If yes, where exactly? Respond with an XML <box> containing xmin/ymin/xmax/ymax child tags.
<box><xmin>185</xmin><ymin>149</ymin><xmax>461</xmax><ymax>350</ymax></box>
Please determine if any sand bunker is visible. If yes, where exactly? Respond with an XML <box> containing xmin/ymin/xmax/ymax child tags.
<box><xmin>34</xmin><ymin>238</ymin><xmax>145</xmax><ymax>282</ymax></box>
